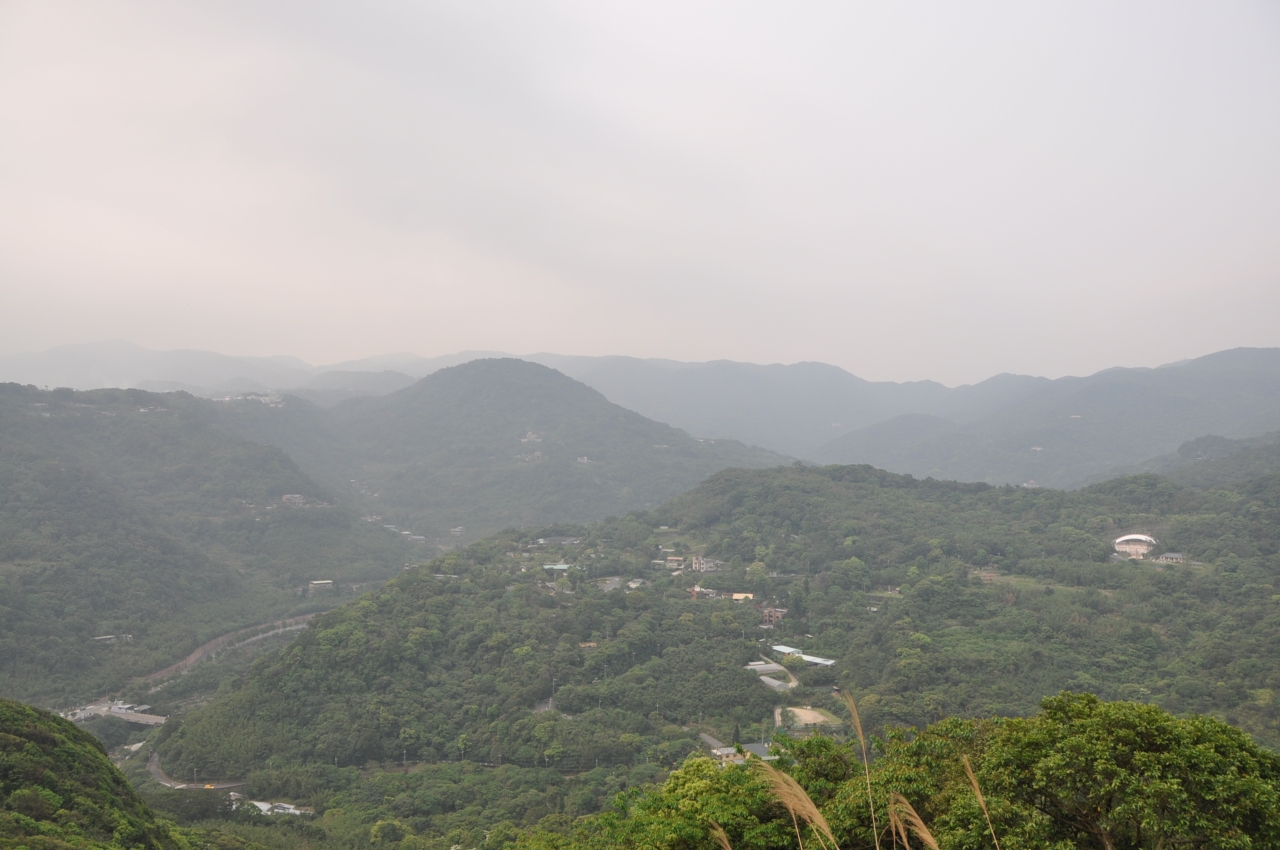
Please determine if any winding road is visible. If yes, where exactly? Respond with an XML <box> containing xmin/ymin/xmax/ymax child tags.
<box><xmin>143</xmin><ymin>614</ymin><xmax>318</xmax><ymax>684</ymax></box>
<box><xmin>148</xmin><ymin>752</ymin><xmax>246</xmax><ymax>791</ymax></box>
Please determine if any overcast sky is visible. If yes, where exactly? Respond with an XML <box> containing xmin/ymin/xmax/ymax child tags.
<box><xmin>1</xmin><ymin>1</ymin><xmax>1278</xmax><ymax>384</ymax></box>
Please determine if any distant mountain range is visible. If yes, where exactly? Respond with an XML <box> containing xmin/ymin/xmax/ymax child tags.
<box><xmin>811</xmin><ymin>348</ymin><xmax>1280</xmax><ymax>488</ymax></box>
<box><xmin>4</xmin><ymin>342</ymin><xmax>1280</xmax><ymax>489</ymax></box>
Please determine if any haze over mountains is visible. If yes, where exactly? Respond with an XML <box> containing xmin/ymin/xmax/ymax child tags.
<box><xmin>6</xmin><ymin>342</ymin><xmax>1280</xmax><ymax>489</ymax></box>
<box><xmin>0</xmin><ymin>383</ymin><xmax>416</xmax><ymax>704</ymax></box>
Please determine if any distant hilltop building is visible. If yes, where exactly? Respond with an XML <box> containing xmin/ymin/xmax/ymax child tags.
<box><xmin>282</xmin><ymin>494</ymin><xmax>305</xmax><ymax>505</ymax></box>
<box><xmin>1115</xmin><ymin>534</ymin><xmax>1158</xmax><ymax>559</ymax></box>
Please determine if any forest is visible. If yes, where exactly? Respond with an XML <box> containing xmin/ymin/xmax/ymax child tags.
<box><xmin>140</xmin><ymin>460</ymin><xmax>1280</xmax><ymax>847</ymax></box>
<box><xmin>0</xmin><ymin>383</ymin><xmax>414</xmax><ymax>705</ymax></box>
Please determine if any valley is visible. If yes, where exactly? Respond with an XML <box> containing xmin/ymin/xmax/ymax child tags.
<box><xmin>3</xmin><ymin>352</ymin><xmax>1280</xmax><ymax>849</ymax></box>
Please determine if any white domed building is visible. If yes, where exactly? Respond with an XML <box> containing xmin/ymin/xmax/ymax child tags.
<box><xmin>1114</xmin><ymin>534</ymin><xmax>1158</xmax><ymax>559</ymax></box>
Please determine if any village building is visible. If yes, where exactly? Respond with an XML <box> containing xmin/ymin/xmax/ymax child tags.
<box><xmin>690</xmin><ymin>555</ymin><xmax>722</xmax><ymax>572</ymax></box>
<box><xmin>761</xmin><ymin>607</ymin><xmax>787</xmax><ymax>625</ymax></box>
<box><xmin>771</xmin><ymin>645</ymin><xmax>836</xmax><ymax>666</ymax></box>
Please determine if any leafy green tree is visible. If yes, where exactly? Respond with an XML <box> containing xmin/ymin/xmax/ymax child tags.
<box><xmin>967</xmin><ymin>693</ymin><xmax>1280</xmax><ymax>849</ymax></box>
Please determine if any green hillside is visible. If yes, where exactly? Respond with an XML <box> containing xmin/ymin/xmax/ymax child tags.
<box><xmin>0</xmin><ymin>384</ymin><xmax>414</xmax><ymax>705</ymax></box>
<box><xmin>1123</xmin><ymin>431</ymin><xmax>1280</xmax><ymax>489</ymax></box>
<box><xmin>0</xmin><ymin>698</ymin><xmax>184</xmax><ymax>850</ymax></box>
<box><xmin>156</xmin><ymin>462</ymin><xmax>1280</xmax><ymax>845</ymax></box>
<box><xmin>326</xmin><ymin>358</ymin><xmax>786</xmax><ymax>540</ymax></box>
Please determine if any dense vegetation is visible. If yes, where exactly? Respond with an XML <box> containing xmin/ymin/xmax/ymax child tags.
<box><xmin>0</xmin><ymin>383</ymin><xmax>414</xmax><ymax>705</ymax></box>
<box><xmin>0</xmin><ymin>698</ymin><xmax>184</xmax><ymax>849</ymax></box>
<box><xmin>324</xmin><ymin>358</ymin><xmax>786</xmax><ymax>541</ymax></box>
<box><xmin>519</xmin><ymin>693</ymin><xmax>1280</xmax><ymax>849</ymax></box>
<box><xmin>1130</xmin><ymin>431</ymin><xmax>1280</xmax><ymax>489</ymax></box>
<box><xmin>152</xmin><ymin>460</ymin><xmax>1280</xmax><ymax>846</ymax></box>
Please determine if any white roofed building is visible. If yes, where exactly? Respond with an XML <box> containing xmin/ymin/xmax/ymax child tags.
<box><xmin>1115</xmin><ymin>534</ymin><xmax>1158</xmax><ymax>559</ymax></box>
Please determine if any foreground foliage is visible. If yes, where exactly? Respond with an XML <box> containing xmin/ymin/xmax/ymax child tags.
<box><xmin>0</xmin><ymin>698</ymin><xmax>180</xmax><ymax>849</ymax></box>
<box><xmin>520</xmin><ymin>694</ymin><xmax>1280</xmax><ymax>850</ymax></box>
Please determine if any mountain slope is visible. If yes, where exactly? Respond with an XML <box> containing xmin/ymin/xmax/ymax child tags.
<box><xmin>328</xmin><ymin>358</ymin><xmax>787</xmax><ymax>539</ymax></box>
<box><xmin>0</xmin><ymin>383</ymin><xmax>414</xmax><ymax>704</ymax></box>
<box><xmin>0</xmin><ymin>699</ymin><xmax>183</xmax><ymax>849</ymax></box>
<box><xmin>1122</xmin><ymin>431</ymin><xmax>1280</xmax><ymax>489</ymax></box>
<box><xmin>815</xmin><ymin>347</ymin><xmax>1280</xmax><ymax>487</ymax></box>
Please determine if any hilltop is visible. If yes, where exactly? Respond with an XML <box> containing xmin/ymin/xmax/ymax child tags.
<box><xmin>323</xmin><ymin>358</ymin><xmax>786</xmax><ymax>539</ymax></box>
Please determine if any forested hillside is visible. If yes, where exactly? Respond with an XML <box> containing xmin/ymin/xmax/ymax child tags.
<box><xmin>156</xmin><ymin>461</ymin><xmax>1280</xmax><ymax>845</ymax></box>
<box><xmin>0</xmin><ymin>383</ymin><xmax>414</xmax><ymax>705</ymax></box>
<box><xmin>0</xmin><ymin>698</ymin><xmax>186</xmax><ymax>849</ymax></box>
<box><xmin>1126</xmin><ymin>430</ymin><xmax>1280</xmax><ymax>489</ymax></box>
<box><xmin>323</xmin><ymin>358</ymin><xmax>786</xmax><ymax>540</ymax></box>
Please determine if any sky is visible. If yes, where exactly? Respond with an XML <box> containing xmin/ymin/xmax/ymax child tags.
<box><xmin>1</xmin><ymin>1</ymin><xmax>1278</xmax><ymax>385</ymax></box>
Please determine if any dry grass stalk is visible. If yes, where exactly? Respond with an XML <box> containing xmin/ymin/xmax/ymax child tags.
<box><xmin>839</xmin><ymin>691</ymin><xmax>881</xmax><ymax>850</ymax></box>
<box><xmin>962</xmin><ymin>755</ymin><xmax>1001</xmax><ymax>850</ymax></box>
<box><xmin>749</xmin><ymin>758</ymin><xmax>840</xmax><ymax>850</ymax></box>
<box><xmin>708</xmin><ymin>821</ymin><xmax>734</xmax><ymax>850</ymax></box>
<box><xmin>887</xmin><ymin>793</ymin><xmax>940</xmax><ymax>850</ymax></box>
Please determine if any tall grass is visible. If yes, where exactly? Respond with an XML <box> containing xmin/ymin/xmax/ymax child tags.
<box><xmin>750</xmin><ymin>758</ymin><xmax>840</xmax><ymax>850</ymax></box>
<box><xmin>887</xmin><ymin>793</ymin><xmax>940</xmax><ymax>850</ymax></box>
<box><xmin>839</xmin><ymin>691</ymin><xmax>882</xmax><ymax>850</ymax></box>
<box><xmin>962</xmin><ymin>755</ymin><xmax>1002</xmax><ymax>850</ymax></box>
<box><xmin>708</xmin><ymin>820</ymin><xmax>733</xmax><ymax>850</ymax></box>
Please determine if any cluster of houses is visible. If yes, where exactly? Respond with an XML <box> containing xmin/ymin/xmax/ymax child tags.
<box><xmin>687</xmin><ymin>585</ymin><xmax>753</xmax><ymax>602</ymax></box>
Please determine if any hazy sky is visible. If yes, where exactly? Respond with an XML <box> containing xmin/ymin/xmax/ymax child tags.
<box><xmin>2</xmin><ymin>1</ymin><xmax>1278</xmax><ymax>384</ymax></box>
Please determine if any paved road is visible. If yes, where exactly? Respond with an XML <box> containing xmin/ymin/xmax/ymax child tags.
<box><xmin>144</xmin><ymin>614</ymin><xmax>318</xmax><ymax>683</ymax></box>
<box><xmin>148</xmin><ymin>752</ymin><xmax>245</xmax><ymax>791</ymax></box>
